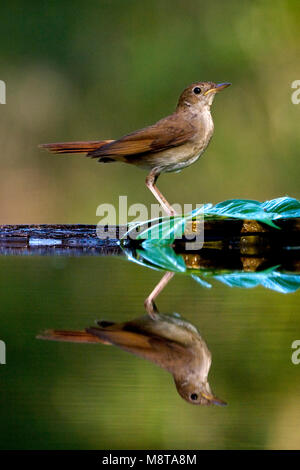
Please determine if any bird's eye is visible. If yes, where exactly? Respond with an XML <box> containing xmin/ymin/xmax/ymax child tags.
<box><xmin>193</xmin><ymin>87</ymin><xmax>201</xmax><ymax>95</ymax></box>
<box><xmin>190</xmin><ymin>393</ymin><xmax>198</xmax><ymax>401</ymax></box>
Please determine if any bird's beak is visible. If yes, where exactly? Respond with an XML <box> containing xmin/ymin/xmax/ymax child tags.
<box><xmin>201</xmin><ymin>391</ymin><xmax>227</xmax><ymax>406</ymax></box>
<box><xmin>204</xmin><ymin>82</ymin><xmax>231</xmax><ymax>96</ymax></box>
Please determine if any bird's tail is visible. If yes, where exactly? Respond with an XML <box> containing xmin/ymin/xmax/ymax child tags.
<box><xmin>39</xmin><ymin>140</ymin><xmax>114</xmax><ymax>154</ymax></box>
<box><xmin>37</xmin><ymin>329</ymin><xmax>111</xmax><ymax>344</ymax></box>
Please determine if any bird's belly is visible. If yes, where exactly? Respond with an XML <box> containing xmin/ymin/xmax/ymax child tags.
<box><xmin>163</xmin><ymin>151</ymin><xmax>202</xmax><ymax>173</ymax></box>
<box><xmin>135</xmin><ymin>144</ymin><xmax>205</xmax><ymax>173</ymax></box>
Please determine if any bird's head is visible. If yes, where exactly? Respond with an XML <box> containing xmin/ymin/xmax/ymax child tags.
<box><xmin>177</xmin><ymin>81</ymin><xmax>231</xmax><ymax>110</ymax></box>
<box><xmin>174</xmin><ymin>377</ymin><xmax>227</xmax><ymax>406</ymax></box>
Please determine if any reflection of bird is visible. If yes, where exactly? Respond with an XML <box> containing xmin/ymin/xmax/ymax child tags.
<box><xmin>40</xmin><ymin>82</ymin><xmax>230</xmax><ymax>215</ymax></box>
<box><xmin>38</xmin><ymin>313</ymin><xmax>226</xmax><ymax>406</ymax></box>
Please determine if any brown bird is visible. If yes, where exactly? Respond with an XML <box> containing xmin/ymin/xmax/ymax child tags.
<box><xmin>40</xmin><ymin>81</ymin><xmax>230</xmax><ymax>215</ymax></box>
<box><xmin>38</xmin><ymin>312</ymin><xmax>226</xmax><ymax>406</ymax></box>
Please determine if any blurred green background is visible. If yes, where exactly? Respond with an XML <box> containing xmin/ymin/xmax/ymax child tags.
<box><xmin>0</xmin><ymin>0</ymin><xmax>300</xmax><ymax>450</ymax></box>
<box><xmin>0</xmin><ymin>0</ymin><xmax>299</xmax><ymax>223</ymax></box>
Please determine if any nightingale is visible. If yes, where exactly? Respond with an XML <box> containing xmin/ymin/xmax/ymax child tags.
<box><xmin>38</xmin><ymin>312</ymin><xmax>226</xmax><ymax>406</ymax></box>
<box><xmin>40</xmin><ymin>81</ymin><xmax>230</xmax><ymax>216</ymax></box>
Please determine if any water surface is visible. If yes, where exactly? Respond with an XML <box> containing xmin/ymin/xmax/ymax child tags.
<box><xmin>0</xmin><ymin>249</ymin><xmax>299</xmax><ymax>449</ymax></box>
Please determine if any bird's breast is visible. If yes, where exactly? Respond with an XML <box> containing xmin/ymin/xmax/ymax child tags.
<box><xmin>163</xmin><ymin>109</ymin><xmax>214</xmax><ymax>172</ymax></box>
<box><xmin>130</xmin><ymin>109</ymin><xmax>214</xmax><ymax>173</ymax></box>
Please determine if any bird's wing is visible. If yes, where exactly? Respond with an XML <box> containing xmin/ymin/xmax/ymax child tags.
<box><xmin>86</xmin><ymin>325</ymin><xmax>189</xmax><ymax>373</ymax></box>
<box><xmin>87</xmin><ymin>114</ymin><xmax>197</xmax><ymax>159</ymax></box>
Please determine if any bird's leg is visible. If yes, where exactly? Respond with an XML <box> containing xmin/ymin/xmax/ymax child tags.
<box><xmin>144</xmin><ymin>271</ymin><xmax>175</xmax><ymax>319</ymax></box>
<box><xmin>145</xmin><ymin>170</ymin><xmax>177</xmax><ymax>216</ymax></box>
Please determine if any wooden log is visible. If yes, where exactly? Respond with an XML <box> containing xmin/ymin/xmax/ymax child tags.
<box><xmin>0</xmin><ymin>218</ymin><xmax>298</xmax><ymax>257</ymax></box>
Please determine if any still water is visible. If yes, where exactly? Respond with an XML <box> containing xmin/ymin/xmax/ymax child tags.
<box><xmin>0</xmin><ymin>244</ymin><xmax>299</xmax><ymax>449</ymax></box>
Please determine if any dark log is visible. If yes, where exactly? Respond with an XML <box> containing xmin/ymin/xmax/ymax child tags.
<box><xmin>0</xmin><ymin>218</ymin><xmax>298</xmax><ymax>257</ymax></box>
